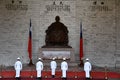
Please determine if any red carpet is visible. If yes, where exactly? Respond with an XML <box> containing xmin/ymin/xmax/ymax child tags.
<box><xmin>0</xmin><ymin>70</ymin><xmax>120</xmax><ymax>79</ymax></box>
<box><xmin>0</xmin><ymin>78</ymin><xmax>106</xmax><ymax>80</ymax></box>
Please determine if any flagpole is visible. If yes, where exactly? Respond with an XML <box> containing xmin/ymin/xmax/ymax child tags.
<box><xmin>80</xmin><ymin>58</ymin><xmax>84</xmax><ymax>67</ymax></box>
<box><xmin>28</xmin><ymin>19</ymin><xmax>33</xmax><ymax>66</ymax></box>
<box><xmin>29</xmin><ymin>59</ymin><xmax>33</xmax><ymax>66</ymax></box>
<box><xmin>79</xmin><ymin>21</ymin><xmax>84</xmax><ymax>67</ymax></box>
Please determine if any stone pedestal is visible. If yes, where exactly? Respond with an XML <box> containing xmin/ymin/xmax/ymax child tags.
<box><xmin>39</xmin><ymin>48</ymin><xmax>75</xmax><ymax>61</ymax></box>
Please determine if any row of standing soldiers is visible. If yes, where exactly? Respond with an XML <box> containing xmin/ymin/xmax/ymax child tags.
<box><xmin>14</xmin><ymin>57</ymin><xmax>92</xmax><ymax>80</ymax></box>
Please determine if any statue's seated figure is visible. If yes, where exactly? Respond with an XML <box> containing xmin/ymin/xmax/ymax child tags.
<box><xmin>42</xmin><ymin>16</ymin><xmax>71</xmax><ymax>48</ymax></box>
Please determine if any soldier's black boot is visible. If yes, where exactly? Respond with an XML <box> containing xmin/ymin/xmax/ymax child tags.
<box><xmin>16</xmin><ymin>77</ymin><xmax>20</xmax><ymax>80</ymax></box>
<box><xmin>39</xmin><ymin>77</ymin><xmax>42</xmax><ymax>80</ymax></box>
<box><xmin>62</xmin><ymin>77</ymin><xmax>67</xmax><ymax>80</ymax></box>
<box><xmin>36</xmin><ymin>77</ymin><xmax>41</xmax><ymax>80</ymax></box>
<box><xmin>86</xmin><ymin>78</ymin><xmax>90</xmax><ymax>80</ymax></box>
<box><xmin>52</xmin><ymin>75</ymin><xmax>55</xmax><ymax>78</ymax></box>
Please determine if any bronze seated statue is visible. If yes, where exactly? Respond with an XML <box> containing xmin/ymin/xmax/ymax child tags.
<box><xmin>42</xmin><ymin>16</ymin><xmax>71</xmax><ymax>48</ymax></box>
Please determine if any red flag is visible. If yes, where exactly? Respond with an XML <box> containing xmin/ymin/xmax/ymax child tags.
<box><xmin>80</xmin><ymin>22</ymin><xmax>83</xmax><ymax>61</ymax></box>
<box><xmin>28</xmin><ymin>19</ymin><xmax>32</xmax><ymax>60</ymax></box>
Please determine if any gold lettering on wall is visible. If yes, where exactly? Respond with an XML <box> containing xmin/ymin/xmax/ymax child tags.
<box><xmin>90</xmin><ymin>5</ymin><xmax>112</xmax><ymax>11</ymax></box>
<box><xmin>6</xmin><ymin>4</ymin><xmax>28</xmax><ymax>10</ymax></box>
<box><xmin>46</xmin><ymin>1</ymin><xmax>70</xmax><ymax>12</ymax></box>
<box><xmin>5</xmin><ymin>0</ymin><xmax>28</xmax><ymax>10</ymax></box>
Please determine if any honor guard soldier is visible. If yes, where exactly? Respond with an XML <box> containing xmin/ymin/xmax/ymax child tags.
<box><xmin>14</xmin><ymin>57</ymin><xmax>22</xmax><ymax>80</ymax></box>
<box><xmin>50</xmin><ymin>57</ymin><xmax>57</xmax><ymax>78</ymax></box>
<box><xmin>61</xmin><ymin>57</ymin><xmax>68</xmax><ymax>80</ymax></box>
<box><xmin>84</xmin><ymin>58</ymin><xmax>92</xmax><ymax>80</ymax></box>
<box><xmin>36</xmin><ymin>58</ymin><xmax>43</xmax><ymax>80</ymax></box>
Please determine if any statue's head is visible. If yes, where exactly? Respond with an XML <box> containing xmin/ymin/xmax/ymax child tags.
<box><xmin>55</xmin><ymin>16</ymin><xmax>60</xmax><ymax>22</ymax></box>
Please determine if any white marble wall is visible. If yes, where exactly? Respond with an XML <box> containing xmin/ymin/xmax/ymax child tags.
<box><xmin>0</xmin><ymin>0</ymin><xmax>120</xmax><ymax>67</ymax></box>
<box><xmin>76</xmin><ymin>0</ymin><xmax>117</xmax><ymax>67</ymax></box>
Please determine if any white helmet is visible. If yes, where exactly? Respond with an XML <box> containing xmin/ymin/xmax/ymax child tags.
<box><xmin>38</xmin><ymin>58</ymin><xmax>42</xmax><ymax>60</ymax></box>
<box><xmin>52</xmin><ymin>57</ymin><xmax>56</xmax><ymax>60</ymax></box>
<box><xmin>63</xmin><ymin>57</ymin><xmax>66</xmax><ymax>60</ymax></box>
<box><xmin>86</xmin><ymin>58</ymin><xmax>89</xmax><ymax>61</ymax></box>
<box><xmin>17</xmin><ymin>57</ymin><xmax>20</xmax><ymax>60</ymax></box>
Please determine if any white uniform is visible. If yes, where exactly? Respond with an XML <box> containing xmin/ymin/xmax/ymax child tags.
<box><xmin>36</xmin><ymin>61</ymin><xmax>43</xmax><ymax>78</ymax></box>
<box><xmin>61</xmin><ymin>61</ymin><xmax>68</xmax><ymax>78</ymax></box>
<box><xmin>84</xmin><ymin>61</ymin><xmax>92</xmax><ymax>78</ymax></box>
<box><xmin>50</xmin><ymin>60</ymin><xmax>57</xmax><ymax>76</ymax></box>
<box><xmin>14</xmin><ymin>60</ymin><xmax>22</xmax><ymax>77</ymax></box>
